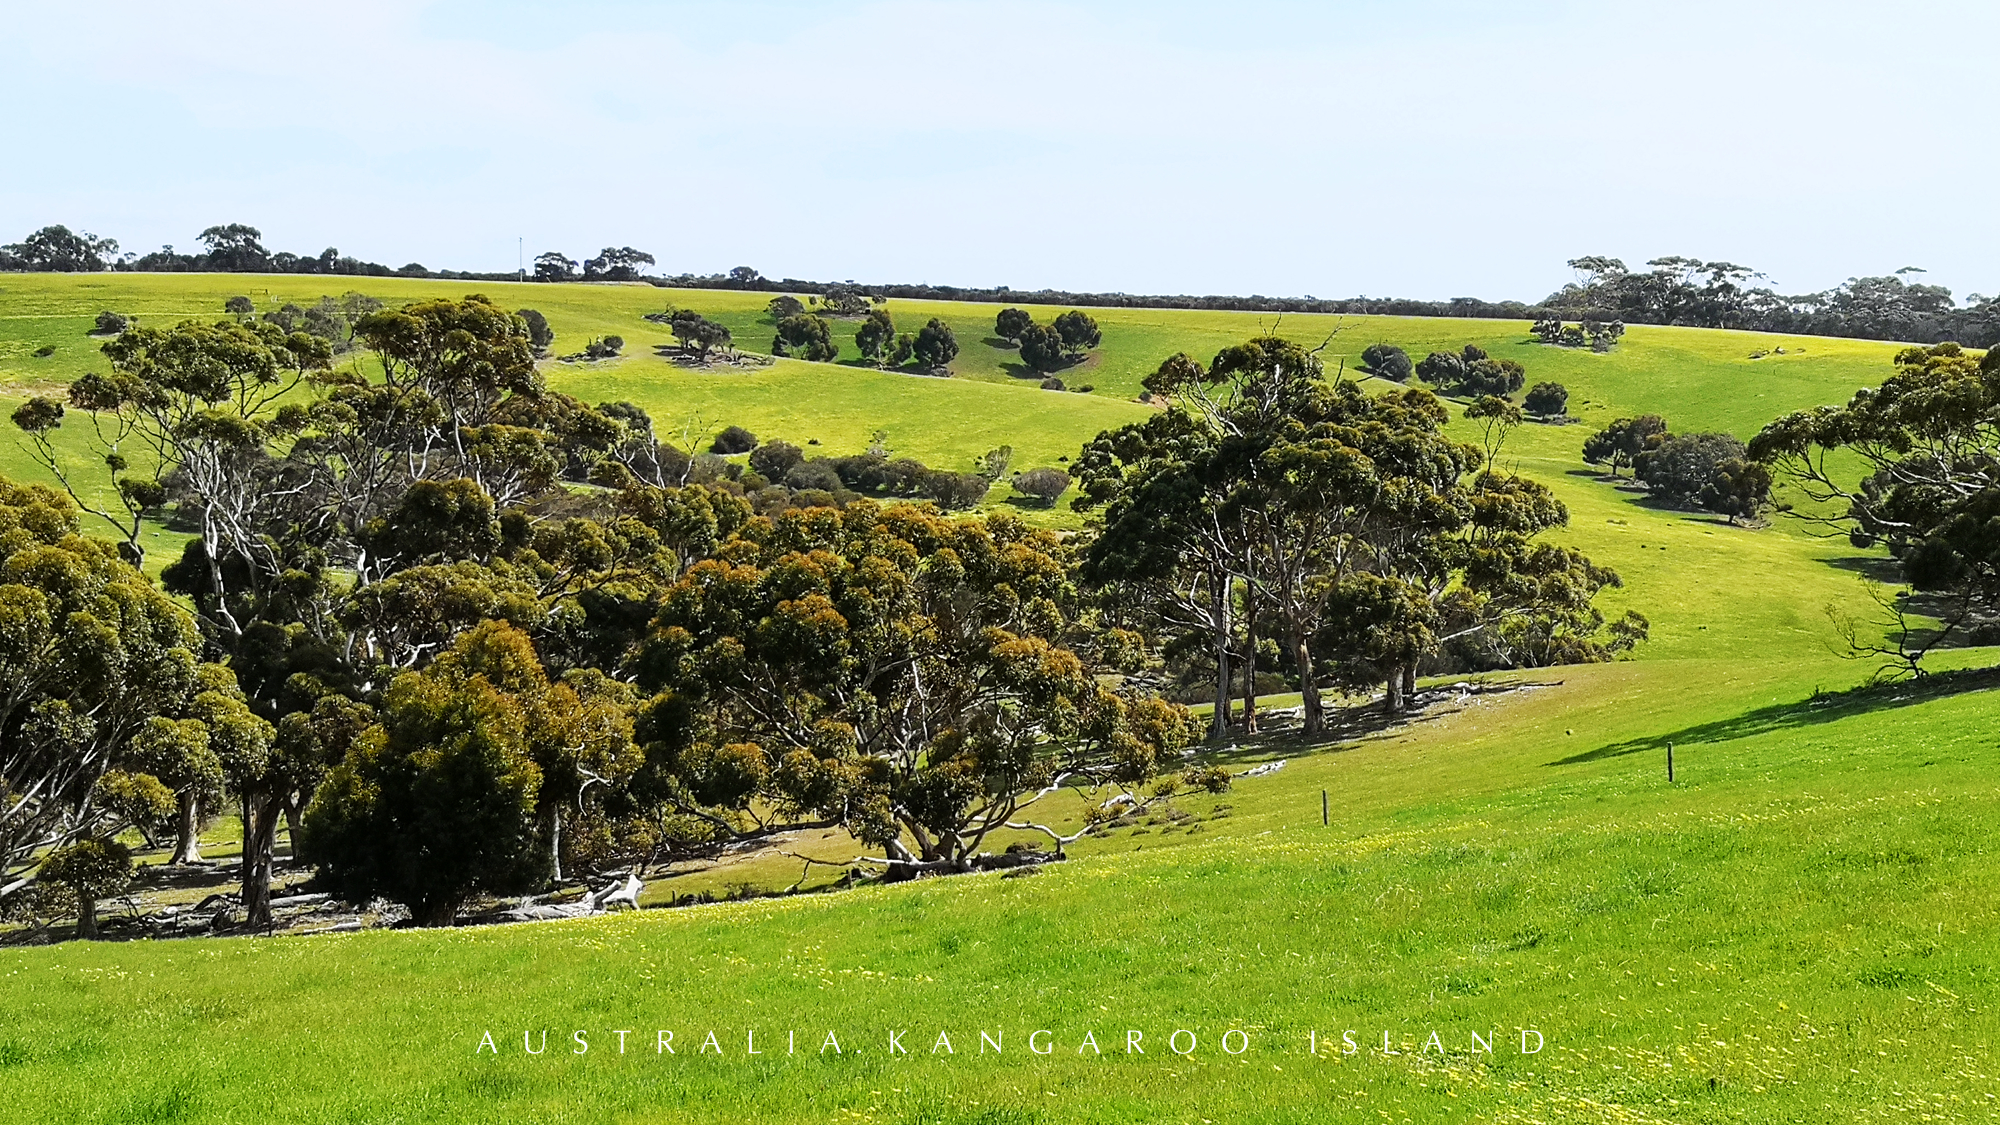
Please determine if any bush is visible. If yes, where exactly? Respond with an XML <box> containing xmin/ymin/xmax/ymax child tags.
<box><xmin>1699</xmin><ymin>458</ymin><xmax>1773</xmax><ymax>525</ymax></box>
<box><xmin>516</xmin><ymin>308</ymin><xmax>553</xmax><ymax>350</ymax></box>
<box><xmin>38</xmin><ymin>838</ymin><xmax>132</xmax><ymax>938</ymax></box>
<box><xmin>921</xmin><ymin>470</ymin><xmax>991</xmax><ymax>511</ymax></box>
<box><xmin>1040</xmin><ymin>376</ymin><xmax>1065</xmax><ymax>391</ymax></box>
<box><xmin>1582</xmin><ymin>414</ymin><xmax>1667</xmax><ymax>476</ymax></box>
<box><xmin>32</xmin><ymin>344</ymin><xmax>54</xmax><ymax>358</ymax></box>
<box><xmin>995</xmin><ymin>307</ymin><xmax>1033</xmax><ymax>342</ymax></box>
<box><xmin>784</xmin><ymin>460</ymin><xmax>844</xmax><ymax>492</ymax></box>
<box><xmin>224</xmin><ymin>295</ymin><xmax>253</xmax><ymax>314</ymax></box>
<box><xmin>773</xmin><ymin>314</ymin><xmax>838</xmax><ymax>362</ymax></box>
<box><xmin>91</xmin><ymin>311</ymin><xmax>129</xmax><ymax>336</ymax></box>
<box><xmin>1013</xmin><ymin>467</ymin><xmax>1072</xmax><ymax>507</ymax></box>
<box><xmin>1635</xmin><ymin>431</ymin><xmax>1747</xmax><ymax>506</ymax></box>
<box><xmin>299</xmin><ymin>636</ymin><xmax>551</xmax><ymax>927</ymax></box>
<box><xmin>711</xmin><ymin>425</ymin><xmax>758</xmax><ymax>454</ymax></box>
<box><xmin>749</xmin><ymin>440</ymin><xmax>803</xmax><ymax>481</ymax></box>
<box><xmin>1523</xmin><ymin>381</ymin><xmax>1568</xmax><ymax>417</ymax></box>
<box><xmin>767</xmin><ymin>295</ymin><xmax>805</xmax><ymax>320</ymax></box>
<box><xmin>1052</xmin><ymin>310</ymin><xmax>1101</xmax><ymax>353</ymax></box>
<box><xmin>1415</xmin><ymin>350</ymin><xmax>1462</xmax><ymax>385</ymax></box>
<box><xmin>1360</xmin><ymin>343</ymin><xmax>1412</xmax><ymax>381</ymax></box>
<box><xmin>583</xmin><ymin>335</ymin><xmax>623</xmax><ymax>359</ymax></box>
<box><xmin>912</xmin><ymin>318</ymin><xmax>959</xmax><ymax>371</ymax></box>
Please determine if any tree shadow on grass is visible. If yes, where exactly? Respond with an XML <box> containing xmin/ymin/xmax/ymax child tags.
<box><xmin>1199</xmin><ymin>678</ymin><xmax>1565</xmax><ymax>767</ymax></box>
<box><xmin>1821</xmin><ymin>555</ymin><xmax>1902</xmax><ymax>582</ymax></box>
<box><xmin>1547</xmin><ymin>663</ymin><xmax>2000</xmax><ymax>767</ymax></box>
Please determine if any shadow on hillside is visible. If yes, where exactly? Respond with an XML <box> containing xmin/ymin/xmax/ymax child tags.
<box><xmin>1821</xmin><ymin>555</ymin><xmax>1902</xmax><ymax>582</ymax></box>
<box><xmin>1202</xmin><ymin>678</ymin><xmax>1565</xmax><ymax>767</ymax></box>
<box><xmin>1547</xmin><ymin>664</ymin><xmax>2000</xmax><ymax>767</ymax></box>
<box><xmin>982</xmin><ymin>336</ymin><xmax>1019</xmax><ymax>350</ymax></box>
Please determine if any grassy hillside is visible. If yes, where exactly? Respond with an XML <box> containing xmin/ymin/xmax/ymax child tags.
<box><xmin>0</xmin><ymin>274</ymin><xmax>1989</xmax><ymax>1123</ymax></box>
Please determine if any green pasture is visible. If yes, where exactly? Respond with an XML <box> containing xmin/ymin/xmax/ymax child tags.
<box><xmin>0</xmin><ymin>273</ymin><xmax>1990</xmax><ymax>1123</ymax></box>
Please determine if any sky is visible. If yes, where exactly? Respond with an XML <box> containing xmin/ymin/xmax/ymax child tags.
<box><xmin>2</xmin><ymin>0</ymin><xmax>1996</xmax><ymax>302</ymax></box>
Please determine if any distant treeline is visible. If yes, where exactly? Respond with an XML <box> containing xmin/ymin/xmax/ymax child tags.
<box><xmin>0</xmin><ymin>223</ymin><xmax>518</xmax><ymax>283</ymax></box>
<box><xmin>9</xmin><ymin>221</ymin><xmax>1996</xmax><ymax>346</ymax></box>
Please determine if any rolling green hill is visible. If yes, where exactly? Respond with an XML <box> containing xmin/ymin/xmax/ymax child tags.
<box><xmin>0</xmin><ymin>274</ymin><xmax>1990</xmax><ymax>1124</ymax></box>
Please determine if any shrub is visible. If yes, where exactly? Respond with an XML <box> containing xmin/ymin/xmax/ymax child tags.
<box><xmin>224</xmin><ymin>295</ymin><xmax>253</xmax><ymax>314</ymax></box>
<box><xmin>1635</xmin><ymin>431</ymin><xmax>1747</xmax><ymax>506</ymax></box>
<box><xmin>1699</xmin><ymin>458</ymin><xmax>1773</xmax><ymax>525</ymax></box>
<box><xmin>921</xmin><ymin>470</ymin><xmax>991</xmax><ymax>511</ymax></box>
<box><xmin>1415</xmin><ymin>350</ymin><xmax>1462</xmax><ymax>385</ymax></box>
<box><xmin>994</xmin><ymin>307</ymin><xmax>1033</xmax><ymax>342</ymax></box>
<box><xmin>38</xmin><ymin>838</ymin><xmax>132</xmax><ymax>939</ymax></box>
<box><xmin>912</xmin><ymin>318</ymin><xmax>959</xmax><ymax>372</ymax></box>
<box><xmin>1523</xmin><ymin>381</ymin><xmax>1569</xmax><ymax>417</ymax></box>
<box><xmin>1052</xmin><ymin>310</ymin><xmax>1101</xmax><ymax>353</ymax></box>
<box><xmin>32</xmin><ymin>344</ymin><xmax>54</xmax><ymax>357</ymax></box>
<box><xmin>711</xmin><ymin>425</ymin><xmax>758</xmax><ymax>454</ymax></box>
<box><xmin>1582</xmin><ymin>414</ymin><xmax>1667</xmax><ymax>476</ymax></box>
<box><xmin>772</xmin><ymin>314</ymin><xmax>838</xmax><ymax>362</ymax></box>
<box><xmin>767</xmin><ymin>295</ymin><xmax>805</xmax><ymax>320</ymax></box>
<box><xmin>91</xmin><ymin>311</ymin><xmax>129</xmax><ymax>336</ymax></box>
<box><xmin>583</xmin><ymin>335</ymin><xmax>623</xmax><ymax>359</ymax></box>
<box><xmin>516</xmin><ymin>308</ymin><xmax>553</xmax><ymax>350</ymax></box>
<box><xmin>299</xmin><ymin>632</ymin><xmax>550</xmax><ymax>927</ymax></box>
<box><xmin>1360</xmin><ymin>343</ymin><xmax>1412</xmax><ymax>381</ymax></box>
<box><xmin>749</xmin><ymin>440</ymin><xmax>803</xmax><ymax>481</ymax></box>
<box><xmin>784</xmin><ymin>460</ymin><xmax>843</xmax><ymax>492</ymax></box>
<box><xmin>1040</xmin><ymin>376</ymin><xmax>1065</xmax><ymax>391</ymax></box>
<box><xmin>1013</xmin><ymin>467</ymin><xmax>1072</xmax><ymax>507</ymax></box>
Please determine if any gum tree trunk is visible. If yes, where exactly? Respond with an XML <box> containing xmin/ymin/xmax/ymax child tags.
<box><xmin>76</xmin><ymin>893</ymin><xmax>98</xmax><ymax>939</ymax></box>
<box><xmin>243</xmin><ymin>792</ymin><xmax>282</xmax><ymax>928</ymax></box>
<box><xmin>169</xmin><ymin>791</ymin><xmax>202</xmax><ymax>865</ymax></box>
<box><xmin>1240</xmin><ymin>583</ymin><xmax>1259</xmax><ymax>734</ymax></box>
<box><xmin>1210</xmin><ymin>570</ymin><xmax>1232</xmax><ymax>742</ymax></box>
<box><xmin>1293</xmin><ymin>630</ymin><xmax>1323</xmax><ymax>734</ymax></box>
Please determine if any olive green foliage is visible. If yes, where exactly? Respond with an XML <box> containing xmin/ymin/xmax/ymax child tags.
<box><xmin>771</xmin><ymin>314</ymin><xmax>837</xmax><ymax>362</ymax></box>
<box><xmin>1581</xmin><ymin>413</ymin><xmax>1667</xmax><ymax>476</ymax></box>
<box><xmin>1523</xmin><ymin>380</ymin><xmax>1568</xmax><ymax>417</ymax></box>
<box><xmin>1359</xmin><ymin>342</ymin><xmax>1412</xmax><ymax>381</ymax></box>
<box><xmin>0</xmin><ymin>475</ymin><xmax>245</xmax><ymax>900</ymax></box>
<box><xmin>630</xmin><ymin>502</ymin><xmax>1199</xmax><ymax>870</ymax></box>
<box><xmin>35</xmin><ymin>837</ymin><xmax>130</xmax><ymax>937</ymax></box>
<box><xmin>1752</xmin><ymin>341</ymin><xmax>2000</xmax><ymax>658</ymax></box>
<box><xmin>302</xmin><ymin>623</ymin><xmax>575</xmax><ymax>925</ymax></box>
<box><xmin>1079</xmin><ymin>337</ymin><xmax>1630</xmax><ymax>734</ymax></box>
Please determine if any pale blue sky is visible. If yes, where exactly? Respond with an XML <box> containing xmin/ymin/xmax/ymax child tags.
<box><xmin>3</xmin><ymin>0</ymin><xmax>1995</xmax><ymax>301</ymax></box>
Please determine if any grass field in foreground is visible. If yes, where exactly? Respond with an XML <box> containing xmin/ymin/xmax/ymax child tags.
<box><xmin>0</xmin><ymin>274</ymin><xmax>1991</xmax><ymax>1123</ymax></box>
<box><xmin>1</xmin><ymin>654</ymin><xmax>1993</xmax><ymax>1124</ymax></box>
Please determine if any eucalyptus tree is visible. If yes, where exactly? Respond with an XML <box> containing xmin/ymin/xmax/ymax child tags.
<box><xmin>1750</xmin><ymin>342</ymin><xmax>2000</xmax><ymax>666</ymax></box>
<box><xmin>627</xmin><ymin>503</ymin><xmax>1201</xmax><ymax>873</ymax></box>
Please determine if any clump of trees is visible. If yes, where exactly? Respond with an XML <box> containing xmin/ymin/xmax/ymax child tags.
<box><xmin>997</xmin><ymin>308</ymin><xmax>1101</xmax><ymax>376</ymax></box>
<box><xmin>1415</xmin><ymin>345</ymin><xmax>1527</xmax><ymax>398</ymax></box>
<box><xmin>1580</xmin><ymin>415</ymin><xmax>1666</xmax><ymax>476</ymax></box>
<box><xmin>535</xmin><ymin>247</ymin><xmax>655</xmax><ymax>283</ymax></box>
<box><xmin>1583</xmin><ymin>415</ymin><xmax>1771</xmax><ymax>524</ymax></box>
<box><xmin>1523</xmin><ymin>381</ymin><xmax>1569</xmax><ymax>419</ymax></box>
<box><xmin>773</xmin><ymin>313</ymin><xmax>838</xmax><ymax>361</ymax></box>
<box><xmin>1359</xmin><ymin>344</ymin><xmax>1412</xmax><ymax>381</ymax></box>
<box><xmin>1077</xmin><ymin>338</ymin><xmax>1643</xmax><ymax>736</ymax></box>
<box><xmin>1531</xmin><ymin>317</ymin><xmax>1625</xmax><ymax>351</ymax></box>
<box><xmin>645</xmin><ymin>307</ymin><xmax>734</xmax><ymax>362</ymax></box>
<box><xmin>1752</xmin><ymin>342</ymin><xmax>2000</xmax><ymax>664</ymax></box>
<box><xmin>1</xmin><ymin>225</ymin><xmax>119</xmax><ymax>271</ymax></box>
